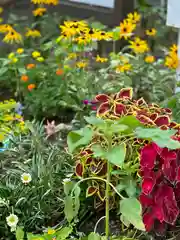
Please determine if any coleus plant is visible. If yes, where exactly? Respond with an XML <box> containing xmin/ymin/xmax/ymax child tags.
<box><xmin>67</xmin><ymin>88</ymin><xmax>180</xmax><ymax>238</ymax></box>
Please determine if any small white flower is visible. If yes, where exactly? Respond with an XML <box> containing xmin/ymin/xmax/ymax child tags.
<box><xmin>21</xmin><ymin>173</ymin><xmax>32</xmax><ymax>184</ymax></box>
<box><xmin>6</xmin><ymin>214</ymin><xmax>18</xmax><ymax>228</ymax></box>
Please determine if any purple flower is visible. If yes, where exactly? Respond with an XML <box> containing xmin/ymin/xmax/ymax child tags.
<box><xmin>83</xmin><ymin>100</ymin><xmax>89</xmax><ymax>105</ymax></box>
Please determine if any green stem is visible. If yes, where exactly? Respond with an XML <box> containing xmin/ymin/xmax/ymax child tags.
<box><xmin>71</xmin><ymin>177</ymin><xmax>125</xmax><ymax>200</ymax></box>
<box><xmin>105</xmin><ymin>159</ymin><xmax>110</xmax><ymax>239</ymax></box>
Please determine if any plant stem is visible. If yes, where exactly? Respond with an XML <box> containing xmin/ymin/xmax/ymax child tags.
<box><xmin>105</xmin><ymin>159</ymin><xmax>110</xmax><ymax>239</ymax></box>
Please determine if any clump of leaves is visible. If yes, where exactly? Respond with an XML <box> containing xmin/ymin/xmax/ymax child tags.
<box><xmin>0</xmin><ymin>121</ymin><xmax>73</xmax><ymax>239</ymax></box>
<box><xmin>67</xmin><ymin>88</ymin><xmax>180</xmax><ymax>239</ymax></box>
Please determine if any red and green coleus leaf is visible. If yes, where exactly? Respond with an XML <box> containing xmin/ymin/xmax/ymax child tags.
<box><xmin>75</xmin><ymin>162</ymin><xmax>84</xmax><ymax>177</ymax></box>
<box><xmin>86</xmin><ymin>186</ymin><xmax>98</xmax><ymax>197</ymax></box>
<box><xmin>154</xmin><ymin>115</ymin><xmax>170</xmax><ymax>127</ymax></box>
<box><xmin>97</xmin><ymin>102</ymin><xmax>111</xmax><ymax>116</ymax></box>
<box><xmin>116</xmin><ymin>88</ymin><xmax>133</xmax><ymax>100</ymax></box>
<box><xmin>113</xmin><ymin>102</ymin><xmax>127</xmax><ymax>116</ymax></box>
<box><xmin>95</xmin><ymin>94</ymin><xmax>111</xmax><ymax>103</ymax></box>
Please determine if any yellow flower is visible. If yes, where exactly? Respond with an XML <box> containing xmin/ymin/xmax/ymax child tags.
<box><xmin>116</xmin><ymin>64</ymin><xmax>132</xmax><ymax>73</ymax></box>
<box><xmin>146</xmin><ymin>28</ymin><xmax>157</xmax><ymax>36</ymax></box>
<box><xmin>25</xmin><ymin>28</ymin><xmax>41</xmax><ymax>38</ymax></box>
<box><xmin>127</xmin><ymin>12</ymin><xmax>141</xmax><ymax>24</ymax></box>
<box><xmin>16</xmin><ymin>48</ymin><xmax>24</xmax><ymax>54</ymax></box>
<box><xmin>165</xmin><ymin>54</ymin><xmax>178</xmax><ymax>69</ymax></box>
<box><xmin>119</xmin><ymin>20</ymin><xmax>136</xmax><ymax>40</ymax></box>
<box><xmin>33</xmin><ymin>7</ymin><xmax>47</xmax><ymax>16</ymax></box>
<box><xmin>0</xmin><ymin>24</ymin><xmax>13</xmax><ymax>33</ymax></box>
<box><xmin>8</xmin><ymin>52</ymin><xmax>15</xmax><ymax>59</ymax></box>
<box><xmin>31</xmin><ymin>0</ymin><xmax>45</xmax><ymax>3</ymax></box>
<box><xmin>60</xmin><ymin>24</ymin><xmax>77</xmax><ymax>38</ymax></box>
<box><xmin>129</xmin><ymin>37</ymin><xmax>149</xmax><ymax>54</ymax></box>
<box><xmin>11</xmin><ymin>57</ymin><xmax>18</xmax><ymax>63</ymax></box>
<box><xmin>32</xmin><ymin>51</ymin><xmax>41</xmax><ymax>58</ymax></box>
<box><xmin>96</xmin><ymin>55</ymin><xmax>108</xmax><ymax>63</ymax></box>
<box><xmin>0</xmin><ymin>7</ymin><xmax>3</xmax><ymax>14</ymax></box>
<box><xmin>170</xmin><ymin>44</ymin><xmax>178</xmax><ymax>54</ymax></box>
<box><xmin>47</xmin><ymin>228</ymin><xmax>56</xmax><ymax>235</ymax></box>
<box><xmin>0</xmin><ymin>132</ymin><xmax>5</xmax><ymax>141</ymax></box>
<box><xmin>3</xmin><ymin>115</ymin><xmax>14</xmax><ymax>121</ymax></box>
<box><xmin>76</xmin><ymin>61</ymin><xmax>88</xmax><ymax>69</ymax></box>
<box><xmin>44</xmin><ymin>0</ymin><xmax>59</xmax><ymax>5</ymax></box>
<box><xmin>119</xmin><ymin>55</ymin><xmax>129</xmax><ymax>64</ymax></box>
<box><xmin>73</xmin><ymin>36</ymin><xmax>90</xmax><ymax>45</ymax></box>
<box><xmin>145</xmin><ymin>55</ymin><xmax>155</xmax><ymax>63</ymax></box>
<box><xmin>3</xmin><ymin>30</ymin><xmax>23</xmax><ymax>44</ymax></box>
<box><xmin>36</xmin><ymin>57</ymin><xmax>44</xmax><ymax>62</ymax></box>
<box><xmin>67</xmin><ymin>53</ymin><xmax>77</xmax><ymax>59</ymax></box>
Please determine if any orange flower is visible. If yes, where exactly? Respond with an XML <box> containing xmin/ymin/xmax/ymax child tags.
<box><xmin>21</xmin><ymin>75</ymin><xmax>29</xmax><ymax>82</ymax></box>
<box><xmin>56</xmin><ymin>68</ymin><xmax>64</xmax><ymax>75</ymax></box>
<box><xmin>27</xmin><ymin>63</ymin><xmax>36</xmax><ymax>69</ymax></box>
<box><xmin>28</xmin><ymin>84</ymin><xmax>36</xmax><ymax>91</ymax></box>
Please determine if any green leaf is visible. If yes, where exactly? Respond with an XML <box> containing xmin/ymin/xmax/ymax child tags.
<box><xmin>27</xmin><ymin>233</ymin><xmax>44</xmax><ymax>240</ymax></box>
<box><xmin>63</xmin><ymin>181</ymin><xmax>74</xmax><ymax>196</ymax></box>
<box><xmin>74</xmin><ymin>185</ymin><xmax>81</xmax><ymax>216</ymax></box>
<box><xmin>135</xmin><ymin>127</ymin><xmax>176</xmax><ymax>139</ymax></box>
<box><xmin>88</xmin><ymin>232</ymin><xmax>101</xmax><ymax>240</ymax></box>
<box><xmin>84</xmin><ymin>116</ymin><xmax>105</xmax><ymax>126</ymax></box>
<box><xmin>91</xmin><ymin>144</ymin><xmax>106</xmax><ymax>158</ymax></box>
<box><xmin>118</xmin><ymin>116</ymin><xmax>142</xmax><ymax>131</ymax></box>
<box><xmin>120</xmin><ymin>215</ymin><xmax>130</xmax><ymax>228</ymax></box>
<box><xmin>116</xmin><ymin>178</ymin><xmax>136</xmax><ymax>197</ymax></box>
<box><xmin>120</xmin><ymin>198</ymin><xmax>145</xmax><ymax>231</ymax></box>
<box><xmin>67</xmin><ymin>127</ymin><xmax>93</xmax><ymax>153</ymax></box>
<box><xmin>0</xmin><ymin>67</ymin><xmax>8</xmax><ymax>76</ymax></box>
<box><xmin>135</xmin><ymin>127</ymin><xmax>180</xmax><ymax>150</ymax></box>
<box><xmin>64</xmin><ymin>196</ymin><xmax>74</xmax><ymax>223</ymax></box>
<box><xmin>16</xmin><ymin>227</ymin><xmax>24</xmax><ymax>240</ymax></box>
<box><xmin>106</xmin><ymin>143</ymin><xmax>126</xmax><ymax>168</ymax></box>
<box><xmin>56</xmin><ymin>227</ymin><xmax>72</xmax><ymax>240</ymax></box>
<box><xmin>18</xmin><ymin>68</ymin><xmax>26</xmax><ymax>75</ymax></box>
<box><xmin>110</xmin><ymin>124</ymin><xmax>129</xmax><ymax>133</ymax></box>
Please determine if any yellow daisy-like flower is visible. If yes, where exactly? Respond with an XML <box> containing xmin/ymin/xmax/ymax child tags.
<box><xmin>96</xmin><ymin>55</ymin><xmax>108</xmax><ymax>63</ymax></box>
<box><xmin>33</xmin><ymin>7</ymin><xmax>47</xmax><ymax>17</ymax></box>
<box><xmin>0</xmin><ymin>24</ymin><xmax>13</xmax><ymax>33</ymax></box>
<box><xmin>170</xmin><ymin>44</ymin><xmax>178</xmax><ymax>54</ymax></box>
<box><xmin>32</xmin><ymin>51</ymin><xmax>41</xmax><ymax>58</ymax></box>
<box><xmin>21</xmin><ymin>173</ymin><xmax>32</xmax><ymax>184</ymax></box>
<box><xmin>127</xmin><ymin>12</ymin><xmax>141</xmax><ymax>24</ymax></box>
<box><xmin>0</xmin><ymin>7</ymin><xmax>3</xmax><ymax>14</ymax></box>
<box><xmin>25</xmin><ymin>28</ymin><xmax>41</xmax><ymax>38</ymax></box>
<box><xmin>16</xmin><ymin>48</ymin><xmax>24</xmax><ymax>54</ymax></box>
<box><xmin>116</xmin><ymin>63</ymin><xmax>132</xmax><ymax>73</ymax></box>
<box><xmin>31</xmin><ymin>0</ymin><xmax>45</xmax><ymax>4</ymax></box>
<box><xmin>145</xmin><ymin>55</ymin><xmax>155</xmax><ymax>63</ymax></box>
<box><xmin>129</xmin><ymin>37</ymin><xmax>149</xmax><ymax>54</ymax></box>
<box><xmin>165</xmin><ymin>54</ymin><xmax>178</xmax><ymax>69</ymax></box>
<box><xmin>146</xmin><ymin>28</ymin><xmax>157</xmax><ymax>36</ymax></box>
<box><xmin>73</xmin><ymin>36</ymin><xmax>90</xmax><ymax>45</ymax></box>
<box><xmin>3</xmin><ymin>30</ymin><xmax>23</xmax><ymax>44</ymax></box>
<box><xmin>60</xmin><ymin>25</ymin><xmax>77</xmax><ymax>38</ymax></box>
<box><xmin>119</xmin><ymin>20</ymin><xmax>136</xmax><ymax>40</ymax></box>
<box><xmin>44</xmin><ymin>0</ymin><xmax>59</xmax><ymax>5</ymax></box>
<box><xmin>76</xmin><ymin>61</ymin><xmax>88</xmax><ymax>69</ymax></box>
